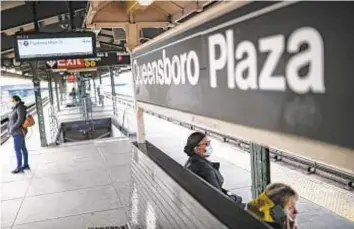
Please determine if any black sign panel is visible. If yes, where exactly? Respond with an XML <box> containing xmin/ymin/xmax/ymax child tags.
<box><xmin>96</xmin><ymin>52</ymin><xmax>131</xmax><ymax>66</ymax></box>
<box><xmin>14</xmin><ymin>31</ymin><xmax>97</xmax><ymax>61</ymax></box>
<box><xmin>132</xmin><ymin>2</ymin><xmax>354</xmax><ymax>150</ymax></box>
<box><xmin>45</xmin><ymin>52</ymin><xmax>130</xmax><ymax>70</ymax></box>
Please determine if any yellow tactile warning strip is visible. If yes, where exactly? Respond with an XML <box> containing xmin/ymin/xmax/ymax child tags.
<box><xmin>271</xmin><ymin>164</ymin><xmax>354</xmax><ymax>222</ymax></box>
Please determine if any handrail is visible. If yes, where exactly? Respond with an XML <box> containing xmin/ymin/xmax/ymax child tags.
<box><xmin>0</xmin><ymin>97</ymin><xmax>49</xmax><ymax>145</ymax></box>
<box><xmin>109</xmin><ymin>93</ymin><xmax>354</xmax><ymax>187</ymax></box>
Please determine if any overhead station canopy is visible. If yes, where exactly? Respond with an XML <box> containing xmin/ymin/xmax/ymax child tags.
<box><xmin>108</xmin><ymin>1</ymin><xmax>354</xmax><ymax>173</ymax></box>
<box><xmin>85</xmin><ymin>0</ymin><xmax>220</xmax><ymax>50</ymax></box>
<box><xmin>0</xmin><ymin>0</ymin><xmax>139</xmax><ymax>79</ymax></box>
<box><xmin>1</xmin><ymin>1</ymin><xmax>87</xmax><ymax>79</ymax></box>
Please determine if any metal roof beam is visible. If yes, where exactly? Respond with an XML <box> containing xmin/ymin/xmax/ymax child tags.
<box><xmin>1</xmin><ymin>1</ymin><xmax>87</xmax><ymax>32</ymax></box>
<box><xmin>85</xmin><ymin>1</ymin><xmax>112</xmax><ymax>26</ymax></box>
<box><xmin>88</xmin><ymin>21</ymin><xmax>171</xmax><ymax>30</ymax></box>
<box><xmin>1</xmin><ymin>1</ymin><xmax>25</xmax><ymax>11</ymax></box>
<box><xmin>171</xmin><ymin>1</ymin><xmax>213</xmax><ymax>23</ymax></box>
<box><xmin>97</xmin><ymin>35</ymin><xmax>114</xmax><ymax>43</ymax></box>
<box><xmin>2</xmin><ymin>8</ymin><xmax>86</xmax><ymax>36</ymax></box>
<box><xmin>99</xmin><ymin>42</ymin><xmax>124</xmax><ymax>50</ymax></box>
<box><xmin>124</xmin><ymin>1</ymin><xmax>151</xmax><ymax>14</ymax></box>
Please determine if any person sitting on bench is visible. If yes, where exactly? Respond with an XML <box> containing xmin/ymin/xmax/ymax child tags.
<box><xmin>184</xmin><ymin>131</ymin><xmax>244</xmax><ymax>206</ymax></box>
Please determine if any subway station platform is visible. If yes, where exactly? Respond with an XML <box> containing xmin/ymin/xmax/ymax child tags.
<box><xmin>2</xmin><ymin>1</ymin><xmax>354</xmax><ymax>229</ymax></box>
<box><xmin>1</xmin><ymin>104</ymin><xmax>354</xmax><ymax>229</ymax></box>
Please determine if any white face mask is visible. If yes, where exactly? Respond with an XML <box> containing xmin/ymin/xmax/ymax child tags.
<box><xmin>284</xmin><ymin>208</ymin><xmax>297</xmax><ymax>228</ymax></box>
<box><xmin>204</xmin><ymin>145</ymin><xmax>213</xmax><ymax>157</ymax></box>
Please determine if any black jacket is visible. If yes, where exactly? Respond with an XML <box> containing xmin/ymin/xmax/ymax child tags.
<box><xmin>185</xmin><ymin>154</ymin><xmax>224</xmax><ymax>191</ymax></box>
<box><xmin>8</xmin><ymin>102</ymin><xmax>27</xmax><ymax>136</ymax></box>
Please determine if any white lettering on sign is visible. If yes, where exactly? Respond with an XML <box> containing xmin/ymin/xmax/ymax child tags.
<box><xmin>133</xmin><ymin>49</ymin><xmax>200</xmax><ymax>86</ymax></box>
<box><xmin>57</xmin><ymin>59</ymin><xmax>84</xmax><ymax>68</ymax></box>
<box><xmin>134</xmin><ymin>26</ymin><xmax>325</xmax><ymax>94</ymax></box>
<box><xmin>208</xmin><ymin>27</ymin><xmax>325</xmax><ymax>93</ymax></box>
<box><xmin>46</xmin><ymin>60</ymin><xmax>56</xmax><ymax>68</ymax></box>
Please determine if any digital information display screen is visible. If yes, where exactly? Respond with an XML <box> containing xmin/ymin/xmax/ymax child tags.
<box><xmin>14</xmin><ymin>32</ymin><xmax>97</xmax><ymax>61</ymax></box>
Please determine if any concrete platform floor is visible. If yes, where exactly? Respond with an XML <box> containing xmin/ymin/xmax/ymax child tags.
<box><xmin>1</xmin><ymin>136</ymin><xmax>131</xmax><ymax>229</ymax></box>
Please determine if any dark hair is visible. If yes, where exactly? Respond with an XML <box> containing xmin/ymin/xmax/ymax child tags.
<box><xmin>184</xmin><ymin>132</ymin><xmax>206</xmax><ymax>157</ymax></box>
<box><xmin>266</xmin><ymin>183</ymin><xmax>297</xmax><ymax>208</ymax></box>
<box><xmin>12</xmin><ymin>95</ymin><xmax>22</xmax><ymax>102</ymax></box>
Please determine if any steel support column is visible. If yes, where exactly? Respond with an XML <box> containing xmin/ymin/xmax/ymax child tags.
<box><xmin>48</xmin><ymin>72</ymin><xmax>54</xmax><ymax>105</ymax></box>
<box><xmin>93</xmin><ymin>76</ymin><xmax>97</xmax><ymax>104</ymax></box>
<box><xmin>250</xmin><ymin>143</ymin><xmax>271</xmax><ymax>198</ymax></box>
<box><xmin>30</xmin><ymin>62</ymin><xmax>48</xmax><ymax>147</ymax></box>
<box><xmin>109</xmin><ymin>66</ymin><xmax>116</xmax><ymax>115</ymax></box>
<box><xmin>54</xmin><ymin>76</ymin><xmax>60</xmax><ymax>111</ymax></box>
<box><xmin>59</xmin><ymin>78</ymin><xmax>64</xmax><ymax>105</ymax></box>
<box><xmin>127</xmin><ymin>24</ymin><xmax>146</xmax><ymax>143</ymax></box>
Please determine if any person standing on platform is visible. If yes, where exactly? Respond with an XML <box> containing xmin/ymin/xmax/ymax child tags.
<box><xmin>8</xmin><ymin>95</ymin><xmax>30</xmax><ymax>174</ymax></box>
<box><xmin>69</xmin><ymin>87</ymin><xmax>77</xmax><ymax>104</ymax></box>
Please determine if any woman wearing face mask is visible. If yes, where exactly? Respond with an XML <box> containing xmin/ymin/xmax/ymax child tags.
<box><xmin>247</xmin><ymin>183</ymin><xmax>298</xmax><ymax>229</ymax></box>
<box><xmin>184</xmin><ymin>132</ymin><xmax>243</xmax><ymax>206</ymax></box>
<box><xmin>8</xmin><ymin>95</ymin><xmax>29</xmax><ymax>174</ymax></box>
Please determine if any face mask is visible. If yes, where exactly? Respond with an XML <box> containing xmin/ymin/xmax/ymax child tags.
<box><xmin>204</xmin><ymin>144</ymin><xmax>213</xmax><ymax>157</ymax></box>
<box><xmin>284</xmin><ymin>208</ymin><xmax>297</xmax><ymax>228</ymax></box>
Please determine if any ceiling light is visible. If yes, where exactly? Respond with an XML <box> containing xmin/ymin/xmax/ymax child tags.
<box><xmin>137</xmin><ymin>0</ymin><xmax>154</xmax><ymax>6</ymax></box>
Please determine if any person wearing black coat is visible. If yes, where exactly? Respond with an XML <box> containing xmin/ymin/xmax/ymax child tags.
<box><xmin>184</xmin><ymin>131</ymin><xmax>243</xmax><ymax>206</ymax></box>
<box><xmin>8</xmin><ymin>95</ymin><xmax>30</xmax><ymax>174</ymax></box>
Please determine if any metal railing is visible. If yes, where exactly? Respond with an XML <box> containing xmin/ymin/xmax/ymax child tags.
<box><xmin>0</xmin><ymin>97</ymin><xmax>49</xmax><ymax>145</ymax></box>
<box><xmin>107</xmin><ymin>93</ymin><xmax>354</xmax><ymax>189</ymax></box>
<box><xmin>48</xmin><ymin>104</ymin><xmax>59</xmax><ymax>144</ymax></box>
<box><xmin>112</xmin><ymin>94</ymin><xmax>135</xmax><ymax>136</ymax></box>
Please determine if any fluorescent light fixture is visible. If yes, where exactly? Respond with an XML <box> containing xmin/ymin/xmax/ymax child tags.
<box><xmin>137</xmin><ymin>0</ymin><xmax>154</xmax><ymax>6</ymax></box>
